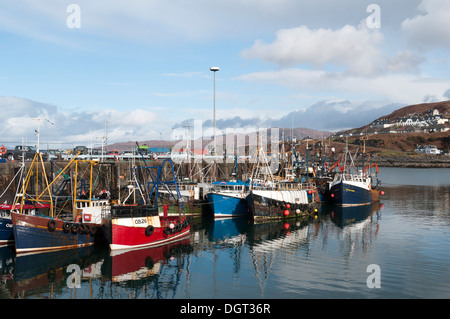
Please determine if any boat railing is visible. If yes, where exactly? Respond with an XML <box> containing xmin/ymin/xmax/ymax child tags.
<box><xmin>275</xmin><ymin>182</ymin><xmax>315</xmax><ymax>190</ymax></box>
<box><xmin>250</xmin><ymin>181</ymin><xmax>315</xmax><ymax>192</ymax></box>
<box><xmin>211</xmin><ymin>184</ymin><xmax>247</xmax><ymax>193</ymax></box>
<box><xmin>76</xmin><ymin>198</ymin><xmax>109</xmax><ymax>209</ymax></box>
<box><xmin>337</xmin><ymin>173</ymin><xmax>370</xmax><ymax>183</ymax></box>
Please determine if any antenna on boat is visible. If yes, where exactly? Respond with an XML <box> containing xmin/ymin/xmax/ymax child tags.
<box><xmin>361</xmin><ymin>135</ymin><xmax>368</xmax><ymax>173</ymax></box>
<box><xmin>33</xmin><ymin>118</ymin><xmax>41</xmax><ymax>154</ymax></box>
<box><xmin>184</xmin><ymin>121</ymin><xmax>191</xmax><ymax>180</ymax></box>
<box><xmin>32</xmin><ymin>118</ymin><xmax>54</xmax><ymax>154</ymax></box>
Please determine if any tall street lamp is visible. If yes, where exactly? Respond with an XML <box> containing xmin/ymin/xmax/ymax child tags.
<box><xmin>210</xmin><ymin>66</ymin><xmax>219</xmax><ymax>155</ymax></box>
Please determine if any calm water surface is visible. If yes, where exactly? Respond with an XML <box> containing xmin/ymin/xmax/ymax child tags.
<box><xmin>0</xmin><ymin>167</ymin><xmax>449</xmax><ymax>299</ymax></box>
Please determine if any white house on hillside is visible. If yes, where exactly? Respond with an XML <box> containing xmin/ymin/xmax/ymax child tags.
<box><xmin>370</xmin><ymin>118</ymin><xmax>394</xmax><ymax>128</ymax></box>
<box><xmin>370</xmin><ymin>109</ymin><xmax>449</xmax><ymax>130</ymax></box>
<box><xmin>415</xmin><ymin>145</ymin><xmax>442</xmax><ymax>155</ymax></box>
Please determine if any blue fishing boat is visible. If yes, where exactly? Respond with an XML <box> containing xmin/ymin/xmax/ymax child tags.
<box><xmin>0</xmin><ymin>203</ymin><xmax>50</xmax><ymax>246</ymax></box>
<box><xmin>328</xmin><ymin>146</ymin><xmax>381</xmax><ymax>206</ymax></box>
<box><xmin>0</xmin><ymin>214</ymin><xmax>13</xmax><ymax>245</ymax></box>
<box><xmin>0</xmin><ymin>160</ymin><xmax>27</xmax><ymax>246</ymax></box>
<box><xmin>329</xmin><ymin>175</ymin><xmax>373</xmax><ymax>206</ymax></box>
<box><xmin>206</xmin><ymin>180</ymin><xmax>250</xmax><ymax>218</ymax></box>
<box><xmin>11</xmin><ymin>155</ymin><xmax>107</xmax><ymax>254</ymax></box>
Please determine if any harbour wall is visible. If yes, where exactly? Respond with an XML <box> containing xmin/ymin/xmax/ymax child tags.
<box><xmin>0</xmin><ymin>156</ymin><xmax>448</xmax><ymax>202</ymax></box>
<box><xmin>0</xmin><ymin>160</ymin><xmax>253</xmax><ymax>203</ymax></box>
<box><xmin>373</xmin><ymin>155</ymin><xmax>450</xmax><ymax>168</ymax></box>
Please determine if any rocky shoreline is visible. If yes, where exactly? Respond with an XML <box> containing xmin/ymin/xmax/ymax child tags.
<box><xmin>372</xmin><ymin>155</ymin><xmax>450</xmax><ymax>168</ymax></box>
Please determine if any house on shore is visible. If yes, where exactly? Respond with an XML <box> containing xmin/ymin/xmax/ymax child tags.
<box><xmin>415</xmin><ymin>145</ymin><xmax>442</xmax><ymax>155</ymax></box>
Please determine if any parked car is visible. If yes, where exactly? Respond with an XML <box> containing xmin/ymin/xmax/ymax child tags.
<box><xmin>72</xmin><ymin>145</ymin><xmax>88</xmax><ymax>155</ymax></box>
<box><xmin>3</xmin><ymin>145</ymin><xmax>48</xmax><ymax>161</ymax></box>
<box><xmin>44</xmin><ymin>149</ymin><xmax>65</xmax><ymax>161</ymax></box>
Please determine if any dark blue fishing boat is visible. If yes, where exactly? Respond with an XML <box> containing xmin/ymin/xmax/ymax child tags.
<box><xmin>11</xmin><ymin>155</ymin><xmax>107</xmax><ymax>254</ymax></box>
<box><xmin>328</xmin><ymin>146</ymin><xmax>381</xmax><ymax>206</ymax></box>
<box><xmin>0</xmin><ymin>214</ymin><xmax>13</xmax><ymax>245</ymax></box>
<box><xmin>0</xmin><ymin>203</ymin><xmax>51</xmax><ymax>246</ymax></box>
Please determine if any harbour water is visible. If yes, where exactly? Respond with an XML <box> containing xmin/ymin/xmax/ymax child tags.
<box><xmin>0</xmin><ymin>167</ymin><xmax>449</xmax><ymax>300</ymax></box>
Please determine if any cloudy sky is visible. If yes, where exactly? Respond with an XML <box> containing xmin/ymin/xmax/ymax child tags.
<box><xmin>1</xmin><ymin>0</ymin><xmax>449</xmax><ymax>148</ymax></box>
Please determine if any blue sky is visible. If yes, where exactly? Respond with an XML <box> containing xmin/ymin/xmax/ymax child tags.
<box><xmin>1</xmin><ymin>0</ymin><xmax>450</xmax><ymax>148</ymax></box>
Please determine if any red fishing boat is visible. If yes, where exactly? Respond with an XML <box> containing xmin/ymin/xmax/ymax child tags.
<box><xmin>103</xmin><ymin>204</ymin><xmax>190</xmax><ymax>251</ymax></box>
<box><xmin>103</xmin><ymin>151</ymin><xmax>190</xmax><ymax>251</ymax></box>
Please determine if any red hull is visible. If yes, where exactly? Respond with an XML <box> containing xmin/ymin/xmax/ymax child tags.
<box><xmin>109</xmin><ymin>239</ymin><xmax>190</xmax><ymax>282</ymax></box>
<box><xmin>105</xmin><ymin>216</ymin><xmax>190</xmax><ymax>251</ymax></box>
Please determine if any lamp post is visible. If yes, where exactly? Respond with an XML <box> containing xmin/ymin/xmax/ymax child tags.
<box><xmin>210</xmin><ymin>66</ymin><xmax>219</xmax><ymax>155</ymax></box>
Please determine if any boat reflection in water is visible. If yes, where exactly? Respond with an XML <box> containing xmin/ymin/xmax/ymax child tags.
<box><xmin>202</xmin><ymin>215</ymin><xmax>252</xmax><ymax>244</ymax></box>
<box><xmin>325</xmin><ymin>202</ymin><xmax>381</xmax><ymax>228</ymax></box>
<box><xmin>103</xmin><ymin>239</ymin><xmax>192</xmax><ymax>285</ymax></box>
<box><xmin>11</xmin><ymin>245</ymin><xmax>106</xmax><ymax>298</ymax></box>
<box><xmin>322</xmin><ymin>202</ymin><xmax>382</xmax><ymax>259</ymax></box>
<box><xmin>0</xmin><ymin>200</ymin><xmax>382</xmax><ymax>299</ymax></box>
<box><xmin>248</xmin><ymin>215</ymin><xmax>312</xmax><ymax>249</ymax></box>
<box><xmin>0</xmin><ymin>245</ymin><xmax>15</xmax><ymax>296</ymax></box>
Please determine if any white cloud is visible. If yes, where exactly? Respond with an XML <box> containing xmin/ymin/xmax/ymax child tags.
<box><xmin>444</xmin><ymin>88</ymin><xmax>450</xmax><ymax>99</ymax></box>
<box><xmin>0</xmin><ymin>1</ymin><xmax>420</xmax><ymax>47</ymax></box>
<box><xmin>241</xmin><ymin>24</ymin><xmax>385</xmax><ymax>77</ymax></box>
<box><xmin>0</xmin><ymin>96</ymin><xmax>160</xmax><ymax>146</ymax></box>
<box><xmin>102</xmin><ymin>109</ymin><xmax>157</xmax><ymax>127</ymax></box>
<box><xmin>0</xmin><ymin>0</ymin><xmax>316</xmax><ymax>45</ymax></box>
<box><xmin>236</xmin><ymin>6</ymin><xmax>449</xmax><ymax>107</ymax></box>
<box><xmin>401</xmin><ymin>0</ymin><xmax>450</xmax><ymax>50</ymax></box>
<box><xmin>385</xmin><ymin>50</ymin><xmax>425</xmax><ymax>73</ymax></box>
<box><xmin>236</xmin><ymin>68</ymin><xmax>450</xmax><ymax>105</ymax></box>
<box><xmin>1</xmin><ymin>1</ymin><xmax>447</xmax><ymax>142</ymax></box>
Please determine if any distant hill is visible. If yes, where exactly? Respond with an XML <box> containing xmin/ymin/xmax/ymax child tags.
<box><xmin>106</xmin><ymin>140</ymin><xmax>177</xmax><ymax>153</ymax></box>
<box><xmin>108</xmin><ymin>101</ymin><xmax>450</xmax><ymax>154</ymax></box>
<box><xmin>330</xmin><ymin>100</ymin><xmax>450</xmax><ymax>154</ymax></box>
<box><xmin>339</xmin><ymin>100</ymin><xmax>450</xmax><ymax>134</ymax></box>
<box><xmin>379</xmin><ymin>100</ymin><xmax>450</xmax><ymax>121</ymax></box>
<box><xmin>332</xmin><ymin>131</ymin><xmax>450</xmax><ymax>154</ymax></box>
<box><xmin>107</xmin><ymin>127</ymin><xmax>330</xmax><ymax>152</ymax></box>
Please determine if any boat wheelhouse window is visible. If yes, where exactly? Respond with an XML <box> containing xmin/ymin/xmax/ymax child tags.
<box><xmin>111</xmin><ymin>205</ymin><xmax>158</xmax><ymax>217</ymax></box>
